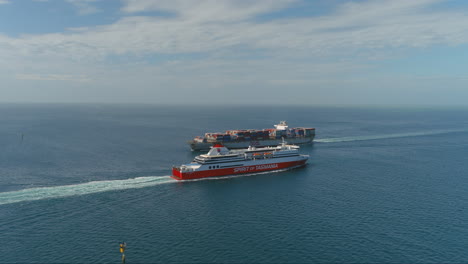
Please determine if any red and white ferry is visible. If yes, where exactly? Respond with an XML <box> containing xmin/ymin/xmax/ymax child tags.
<box><xmin>172</xmin><ymin>141</ymin><xmax>309</xmax><ymax>180</ymax></box>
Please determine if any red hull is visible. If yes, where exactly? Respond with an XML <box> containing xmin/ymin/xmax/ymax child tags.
<box><xmin>172</xmin><ymin>160</ymin><xmax>307</xmax><ymax>180</ymax></box>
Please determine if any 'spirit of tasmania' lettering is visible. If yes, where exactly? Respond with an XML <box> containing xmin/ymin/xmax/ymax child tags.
<box><xmin>233</xmin><ymin>163</ymin><xmax>279</xmax><ymax>173</ymax></box>
<box><xmin>256</xmin><ymin>164</ymin><xmax>279</xmax><ymax>170</ymax></box>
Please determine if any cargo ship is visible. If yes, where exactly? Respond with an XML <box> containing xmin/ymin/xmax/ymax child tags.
<box><xmin>188</xmin><ymin>121</ymin><xmax>315</xmax><ymax>151</ymax></box>
<box><xmin>172</xmin><ymin>141</ymin><xmax>309</xmax><ymax>180</ymax></box>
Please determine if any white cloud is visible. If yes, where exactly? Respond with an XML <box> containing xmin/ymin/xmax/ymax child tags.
<box><xmin>1</xmin><ymin>0</ymin><xmax>468</xmax><ymax>104</ymax></box>
<box><xmin>66</xmin><ymin>0</ymin><xmax>101</xmax><ymax>15</ymax></box>
<box><xmin>29</xmin><ymin>0</ymin><xmax>101</xmax><ymax>14</ymax></box>
<box><xmin>16</xmin><ymin>73</ymin><xmax>91</xmax><ymax>82</ymax></box>
<box><xmin>121</xmin><ymin>0</ymin><xmax>296</xmax><ymax>22</ymax></box>
<box><xmin>0</xmin><ymin>0</ymin><xmax>10</xmax><ymax>4</ymax></box>
<box><xmin>1</xmin><ymin>0</ymin><xmax>467</xmax><ymax>63</ymax></box>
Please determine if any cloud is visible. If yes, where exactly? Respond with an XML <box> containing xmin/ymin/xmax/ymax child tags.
<box><xmin>1</xmin><ymin>0</ymin><xmax>468</xmax><ymax>104</ymax></box>
<box><xmin>121</xmin><ymin>0</ymin><xmax>297</xmax><ymax>22</ymax></box>
<box><xmin>66</xmin><ymin>0</ymin><xmax>101</xmax><ymax>15</ymax></box>
<box><xmin>61</xmin><ymin>0</ymin><xmax>100</xmax><ymax>15</ymax></box>
<box><xmin>16</xmin><ymin>73</ymin><xmax>91</xmax><ymax>82</ymax></box>
<box><xmin>0</xmin><ymin>0</ymin><xmax>10</xmax><ymax>4</ymax></box>
<box><xmin>1</xmin><ymin>0</ymin><xmax>467</xmax><ymax>64</ymax></box>
<box><xmin>29</xmin><ymin>0</ymin><xmax>101</xmax><ymax>14</ymax></box>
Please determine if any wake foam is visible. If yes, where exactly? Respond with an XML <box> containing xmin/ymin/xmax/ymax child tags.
<box><xmin>315</xmin><ymin>128</ymin><xmax>468</xmax><ymax>143</ymax></box>
<box><xmin>0</xmin><ymin>176</ymin><xmax>175</xmax><ymax>206</ymax></box>
<box><xmin>0</xmin><ymin>165</ymin><xmax>308</xmax><ymax>205</ymax></box>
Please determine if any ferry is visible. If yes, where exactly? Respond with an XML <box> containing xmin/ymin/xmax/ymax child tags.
<box><xmin>172</xmin><ymin>141</ymin><xmax>309</xmax><ymax>180</ymax></box>
<box><xmin>188</xmin><ymin>121</ymin><xmax>315</xmax><ymax>151</ymax></box>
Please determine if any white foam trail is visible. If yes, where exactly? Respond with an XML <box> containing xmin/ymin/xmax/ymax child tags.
<box><xmin>0</xmin><ymin>165</ymin><xmax>309</xmax><ymax>205</ymax></box>
<box><xmin>315</xmin><ymin>128</ymin><xmax>468</xmax><ymax>143</ymax></box>
<box><xmin>0</xmin><ymin>176</ymin><xmax>175</xmax><ymax>206</ymax></box>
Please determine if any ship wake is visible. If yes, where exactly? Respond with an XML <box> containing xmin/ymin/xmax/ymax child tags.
<box><xmin>0</xmin><ymin>176</ymin><xmax>176</xmax><ymax>206</ymax></box>
<box><xmin>315</xmin><ymin>128</ymin><xmax>468</xmax><ymax>143</ymax></box>
<box><xmin>0</xmin><ymin>166</ymin><xmax>308</xmax><ymax>205</ymax></box>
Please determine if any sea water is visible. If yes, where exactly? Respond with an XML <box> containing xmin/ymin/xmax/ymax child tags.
<box><xmin>1</xmin><ymin>104</ymin><xmax>468</xmax><ymax>263</ymax></box>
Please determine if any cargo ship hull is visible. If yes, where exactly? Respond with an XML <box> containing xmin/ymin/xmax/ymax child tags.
<box><xmin>189</xmin><ymin>136</ymin><xmax>314</xmax><ymax>151</ymax></box>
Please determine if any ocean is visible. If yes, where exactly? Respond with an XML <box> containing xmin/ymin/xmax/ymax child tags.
<box><xmin>1</xmin><ymin>104</ymin><xmax>468</xmax><ymax>263</ymax></box>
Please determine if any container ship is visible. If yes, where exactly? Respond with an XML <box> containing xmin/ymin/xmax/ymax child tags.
<box><xmin>188</xmin><ymin>121</ymin><xmax>315</xmax><ymax>151</ymax></box>
<box><xmin>172</xmin><ymin>142</ymin><xmax>309</xmax><ymax>180</ymax></box>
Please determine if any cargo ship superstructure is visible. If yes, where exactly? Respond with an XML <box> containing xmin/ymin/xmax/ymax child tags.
<box><xmin>172</xmin><ymin>142</ymin><xmax>309</xmax><ymax>180</ymax></box>
<box><xmin>189</xmin><ymin>121</ymin><xmax>315</xmax><ymax>151</ymax></box>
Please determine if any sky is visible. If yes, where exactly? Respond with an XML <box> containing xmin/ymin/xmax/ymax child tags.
<box><xmin>1</xmin><ymin>0</ymin><xmax>468</xmax><ymax>106</ymax></box>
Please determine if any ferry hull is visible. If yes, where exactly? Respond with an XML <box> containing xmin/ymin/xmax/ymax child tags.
<box><xmin>172</xmin><ymin>159</ymin><xmax>307</xmax><ymax>181</ymax></box>
<box><xmin>189</xmin><ymin>136</ymin><xmax>314</xmax><ymax>151</ymax></box>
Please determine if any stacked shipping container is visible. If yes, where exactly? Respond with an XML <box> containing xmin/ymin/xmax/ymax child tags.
<box><xmin>202</xmin><ymin>127</ymin><xmax>315</xmax><ymax>143</ymax></box>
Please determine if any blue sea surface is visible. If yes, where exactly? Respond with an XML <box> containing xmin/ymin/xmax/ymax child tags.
<box><xmin>1</xmin><ymin>104</ymin><xmax>468</xmax><ymax>263</ymax></box>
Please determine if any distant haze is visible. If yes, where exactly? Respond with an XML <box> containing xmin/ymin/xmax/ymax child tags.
<box><xmin>1</xmin><ymin>0</ymin><xmax>468</xmax><ymax>106</ymax></box>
